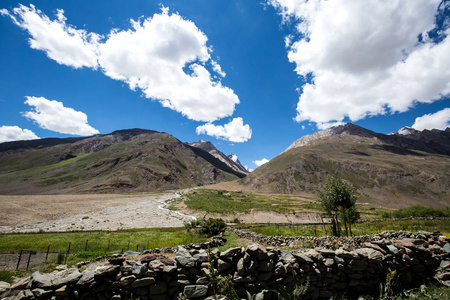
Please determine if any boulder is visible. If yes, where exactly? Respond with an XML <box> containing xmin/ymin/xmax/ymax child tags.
<box><xmin>0</xmin><ymin>281</ymin><xmax>10</xmax><ymax>293</ymax></box>
<box><xmin>94</xmin><ymin>265</ymin><xmax>120</xmax><ymax>277</ymax></box>
<box><xmin>28</xmin><ymin>272</ymin><xmax>53</xmax><ymax>289</ymax></box>
<box><xmin>247</xmin><ymin>244</ymin><xmax>267</xmax><ymax>261</ymax></box>
<box><xmin>76</xmin><ymin>270</ymin><xmax>95</xmax><ymax>288</ymax></box>
<box><xmin>52</xmin><ymin>268</ymin><xmax>82</xmax><ymax>288</ymax></box>
<box><xmin>184</xmin><ymin>285</ymin><xmax>208</xmax><ymax>298</ymax></box>
<box><xmin>220</xmin><ymin>247</ymin><xmax>241</xmax><ymax>258</ymax></box>
<box><xmin>175</xmin><ymin>246</ymin><xmax>195</xmax><ymax>268</ymax></box>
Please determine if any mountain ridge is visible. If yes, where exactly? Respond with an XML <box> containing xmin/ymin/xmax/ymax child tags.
<box><xmin>0</xmin><ymin>129</ymin><xmax>246</xmax><ymax>194</ymax></box>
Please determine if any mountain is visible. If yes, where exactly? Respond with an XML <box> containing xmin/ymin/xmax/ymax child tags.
<box><xmin>0</xmin><ymin>129</ymin><xmax>246</xmax><ymax>194</ymax></box>
<box><xmin>243</xmin><ymin>124</ymin><xmax>450</xmax><ymax>208</ymax></box>
<box><xmin>188</xmin><ymin>140</ymin><xmax>249</xmax><ymax>175</ymax></box>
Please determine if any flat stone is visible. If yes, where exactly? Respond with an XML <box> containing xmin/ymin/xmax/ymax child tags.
<box><xmin>437</xmin><ymin>273</ymin><xmax>450</xmax><ymax>281</ymax></box>
<box><xmin>0</xmin><ymin>281</ymin><xmax>10</xmax><ymax>293</ymax></box>
<box><xmin>184</xmin><ymin>285</ymin><xmax>208</xmax><ymax>298</ymax></box>
<box><xmin>386</xmin><ymin>245</ymin><xmax>399</xmax><ymax>255</ymax></box>
<box><xmin>291</xmin><ymin>250</ymin><xmax>313</xmax><ymax>263</ymax></box>
<box><xmin>132</xmin><ymin>277</ymin><xmax>155</xmax><ymax>288</ymax></box>
<box><xmin>32</xmin><ymin>288</ymin><xmax>53</xmax><ymax>298</ymax></box>
<box><xmin>52</xmin><ymin>268</ymin><xmax>82</xmax><ymax>288</ymax></box>
<box><xmin>132</xmin><ymin>265</ymin><xmax>148</xmax><ymax>276</ymax></box>
<box><xmin>94</xmin><ymin>265</ymin><xmax>120</xmax><ymax>277</ymax></box>
<box><xmin>279</xmin><ymin>251</ymin><xmax>296</xmax><ymax>264</ymax></box>
<box><xmin>306</xmin><ymin>249</ymin><xmax>324</xmax><ymax>261</ymax></box>
<box><xmin>355</xmin><ymin>248</ymin><xmax>384</xmax><ymax>260</ymax></box>
<box><xmin>220</xmin><ymin>247</ymin><xmax>241</xmax><ymax>258</ymax></box>
<box><xmin>10</xmin><ymin>277</ymin><xmax>29</xmax><ymax>290</ymax></box>
<box><xmin>119</xmin><ymin>275</ymin><xmax>136</xmax><ymax>286</ymax></box>
<box><xmin>324</xmin><ymin>258</ymin><xmax>334</xmax><ymax>267</ymax></box>
<box><xmin>55</xmin><ymin>285</ymin><xmax>69</xmax><ymax>296</ymax></box>
<box><xmin>76</xmin><ymin>270</ymin><xmax>95</xmax><ymax>288</ymax></box>
<box><xmin>247</xmin><ymin>244</ymin><xmax>267</xmax><ymax>261</ymax></box>
<box><xmin>29</xmin><ymin>271</ymin><xmax>53</xmax><ymax>289</ymax></box>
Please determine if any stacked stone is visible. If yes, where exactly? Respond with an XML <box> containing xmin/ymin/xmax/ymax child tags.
<box><xmin>2</xmin><ymin>231</ymin><xmax>449</xmax><ymax>300</ymax></box>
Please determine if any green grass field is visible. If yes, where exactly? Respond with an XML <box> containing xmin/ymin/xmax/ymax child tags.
<box><xmin>0</xmin><ymin>228</ymin><xmax>208</xmax><ymax>254</ymax></box>
<box><xmin>245</xmin><ymin>219</ymin><xmax>450</xmax><ymax>237</ymax></box>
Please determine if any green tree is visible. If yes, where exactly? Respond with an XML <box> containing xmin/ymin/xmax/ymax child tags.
<box><xmin>317</xmin><ymin>177</ymin><xmax>359</xmax><ymax>237</ymax></box>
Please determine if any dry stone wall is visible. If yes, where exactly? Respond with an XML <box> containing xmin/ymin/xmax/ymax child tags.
<box><xmin>2</xmin><ymin>231</ymin><xmax>450</xmax><ymax>300</ymax></box>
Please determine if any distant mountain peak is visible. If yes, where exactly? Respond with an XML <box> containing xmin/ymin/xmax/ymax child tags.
<box><xmin>187</xmin><ymin>141</ymin><xmax>248</xmax><ymax>175</ymax></box>
<box><xmin>283</xmin><ymin>123</ymin><xmax>450</xmax><ymax>156</ymax></box>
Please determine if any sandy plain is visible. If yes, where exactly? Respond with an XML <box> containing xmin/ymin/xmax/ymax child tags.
<box><xmin>0</xmin><ymin>191</ymin><xmax>196</xmax><ymax>233</ymax></box>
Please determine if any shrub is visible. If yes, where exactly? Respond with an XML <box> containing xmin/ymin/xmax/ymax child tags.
<box><xmin>200</xmin><ymin>218</ymin><xmax>226</xmax><ymax>237</ymax></box>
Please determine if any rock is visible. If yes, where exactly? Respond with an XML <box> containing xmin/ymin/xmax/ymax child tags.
<box><xmin>28</xmin><ymin>272</ymin><xmax>53</xmax><ymax>289</ymax></box>
<box><xmin>218</xmin><ymin>259</ymin><xmax>233</xmax><ymax>273</ymax></box>
<box><xmin>193</xmin><ymin>253</ymin><xmax>209</xmax><ymax>264</ymax></box>
<box><xmin>246</xmin><ymin>259</ymin><xmax>258</xmax><ymax>273</ymax></box>
<box><xmin>355</xmin><ymin>248</ymin><xmax>384</xmax><ymax>260</ymax></box>
<box><xmin>175</xmin><ymin>246</ymin><xmax>195</xmax><ymax>268</ymax></box>
<box><xmin>10</xmin><ymin>277</ymin><xmax>30</xmax><ymax>290</ymax></box>
<box><xmin>132</xmin><ymin>277</ymin><xmax>156</xmax><ymax>288</ymax></box>
<box><xmin>324</xmin><ymin>258</ymin><xmax>334</xmax><ymax>267</ymax></box>
<box><xmin>291</xmin><ymin>250</ymin><xmax>313</xmax><ymax>263</ymax></box>
<box><xmin>305</xmin><ymin>249</ymin><xmax>324</xmax><ymax>261</ymax></box>
<box><xmin>94</xmin><ymin>265</ymin><xmax>120</xmax><ymax>277</ymax></box>
<box><xmin>257</xmin><ymin>272</ymin><xmax>272</xmax><ymax>281</ymax></box>
<box><xmin>246</xmin><ymin>244</ymin><xmax>267</xmax><ymax>261</ymax></box>
<box><xmin>437</xmin><ymin>273</ymin><xmax>450</xmax><ymax>281</ymax></box>
<box><xmin>124</xmin><ymin>251</ymin><xmax>140</xmax><ymax>256</ymax></box>
<box><xmin>132</xmin><ymin>265</ymin><xmax>148</xmax><ymax>276</ymax></box>
<box><xmin>55</xmin><ymin>285</ymin><xmax>69</xmax><ymax>296</ymax></box>
<box><xmin>76</xmin><ymin>270</ymin><xmax>95</xmax><ymax>288</ymax></box>
<box><xmin>196</xmin><ymin>277</ymin><xmax>209</xmax><ymax>285</ymax></box>
<box><xmin>184</xmin><ymin>285</ymin><xmax>208</xmax><ymax>298</ymax></box>
<box><xmin>279</xmin><ymin>251</ymin><xmax>296</xmax><ymax>264</ymax></box>
<box><xmin>386</xmin><ymin>245</ymin><xmax>399</xmax><ymax>255</ymax></box>
<box><xmin>52</xmin><ymin>268</ymin><xmax>82</xmax><ymax>288</ymax></box>
<box><xmin>0</xmin><ymin>281</ymin><xmax>10</xmax><ymax>293</ymax></box>
<box><xmin>31</xmin><ymin>288</ymin><xmax>53</xmax><ymax>298</ymax></box>
<box><xmin>119</xmin><ymin>275</ymin><xmax>136</xmax><ymax>286</ymax></box>
<box><xmin>220</xmin><ymin>247</ymin><xmax>241</xmax><ymax>258</ymax></box>
<box><xmin>444</xmin><ymin>243</ymin><xmax>450</xmax><ymax>254</ymax></box>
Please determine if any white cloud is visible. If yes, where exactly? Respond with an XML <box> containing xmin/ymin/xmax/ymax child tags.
<box><xmin>3</xmin><ymin>5</ymin><xmax>240</xmax><ymax>123</ymax></box>
<box><xmin>412</xmin><ymin>108</ymin><xmax>450</xmax><ymax>131</ymax></box>
<box><xmin>3</xmin><ymin>4</ymin><xmax>100</xmax><ymax>68</ymax></box>
<box><xmin>268</xmin><ymin>0</ymin><xmax>450</xmax><ymax>127</ymax></box>
<box><xmin>253</xmin><ymin>158</ymin><xmax>269</xmax><ymax>167</ymax></box>
<box><xmin>0</xmin><ymin>126</ymin><xmax>39</xmax><ymax>143</ymax></box>
<box><xmin>22</xmin><ymin>96</ymin><xmax>99</xmax><ymax>136</ymax></box>
<box><xmin>196</xmin><ymin>117</ymin><xmax>252</xmax><ymax>143</ymax></box>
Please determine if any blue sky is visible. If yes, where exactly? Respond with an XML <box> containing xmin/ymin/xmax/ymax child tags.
<box><xmin>1</xmin><ymin>0</ymin><xmax>449</xmax><ymax>170</ymax></box>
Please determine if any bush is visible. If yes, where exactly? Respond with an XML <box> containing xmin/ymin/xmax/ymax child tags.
<box><xmin>389</xmin><ymin>205</ymin><xmax>450</xmax><ymax>218</ymax></box>
<box><xmin>200</xmin><ymin>218</ymin><xmax>226</xmax><ymax>237</ymax></box>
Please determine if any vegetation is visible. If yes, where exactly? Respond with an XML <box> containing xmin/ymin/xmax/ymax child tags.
<box><xmin>245</xmin><ymin>219</ymin><xmax>450</xmax><ymax>238</ymax></box>
<box><xmin>184</xmin><ymin>189</ymin><xmax>311</xmax><ymax>214</ymax></box>
<box><xmin>317</xmin><ymin>177</ymin><xmax>360</xmax><ymax>237</ymax></box>
<box><xmin>184</xmin><ymin>218</ymin><xmax>226</xmax><ymax>237</ymax></box>
<box><xmin>0</xmin><ymin>270</ymin><xmax>23</xmax><ymax>283</ymax></box>
<box><xmin>381</xmin><ymin>205</ymin><xmax>450</xmax><ymax>219</ymax></box>
<box><xmin>0</xmin><ymin>228</ymin><xmax>208</xmax><ymax>254</ymax></box>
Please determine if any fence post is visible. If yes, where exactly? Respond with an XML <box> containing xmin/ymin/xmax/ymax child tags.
<box><xmin>26</xmin><ymin>252</ymin><xmax>32</xmax><ymax>271</ymax></box>
<box><xmin>107</xmin><ymin>240</ymin><xmax>110</xmax><ymax>252</ymax></box>
<box><xmin>85</xmin><ymin>240</ymin><xmax>88</xmax><ymax>251</ymax></box>
<box><xmin>16</xmin><ymin>250</ymin><xmax>23</xmax><ymax>271</ymax></box>
<box><xmin>65</xmin><ymin>242</ymin><xmax>71</xmax><ymax>264</ymax></box>
<box><xmin>45</xmin><ymin>246</ymin><xmax>50</xmax><ymax>263</ymax></box>
<box><xmin>127</xmin><ymin>241</ymin><xmax>130</xmax><ymax>250</ymax></box>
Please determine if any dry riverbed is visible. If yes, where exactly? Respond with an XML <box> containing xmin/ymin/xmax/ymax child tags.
<box><xmin>0</xmin><ymin>192</ymin><xmax>195</xmax><ymax>233</ymax></box>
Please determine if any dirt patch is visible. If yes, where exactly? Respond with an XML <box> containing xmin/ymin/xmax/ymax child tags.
<box><xmin>0</xmin><ymin>191</ymin><xmax>196</xmax><ymax>233</ymax></box>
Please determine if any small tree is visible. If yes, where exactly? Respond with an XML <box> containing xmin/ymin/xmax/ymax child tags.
<box><xmin>317</xmin><ymin>177</ymin><xmax>359</xmax><ymax>237</ymax></box>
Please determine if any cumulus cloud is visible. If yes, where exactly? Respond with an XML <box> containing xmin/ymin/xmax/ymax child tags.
<box><xmin>253</xmin><ymin>158</ymin><xmax>269</xmax><ymax>167</ymax></box>
<box><xmin>3</xmin><ymin>5</ymin><xmax>241</xmax><ymax>123</ymax></box>
<box><xmin>196</xmin><ymin>117</ymin><xmax>252</xmax><ymax>143</ymax></box>
<box><xmin>2</xmin><ymin>4</ymin><xmax>100</xmax><ymax>68</ymax></box>
<box><xmin>0</xmin><ymin>125</ymin><xmax>39</xmax><ymax>143</ymax></box>
<box><xmin>23</xmin><ymin>96</ymin><xmax>99</xmax><ymax>136</ymax></box>
<box><xmin>412</xmin><ymin>108</ymin><xmax>450</xmax><ymax>131</ymax></box>
<box><xmin>268</xmin><ymin>0</ymin><xmax>450</xmax><ymax>128</ymax></box>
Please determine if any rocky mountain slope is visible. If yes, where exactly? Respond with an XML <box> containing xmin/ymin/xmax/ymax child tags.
<box><xmin>0</xmin><ymin>129</ymin><xmax>246</xmax><ymax>194</ymax></box>
<box><xmin>188</xmin><ymin>140</ymin><xmax>248</xmax><ymax>175</ymax></box>
<box><xmin>243</xmin><ymin>124</ymin><xmax>450</xmax><ymax>208</ymax></box>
